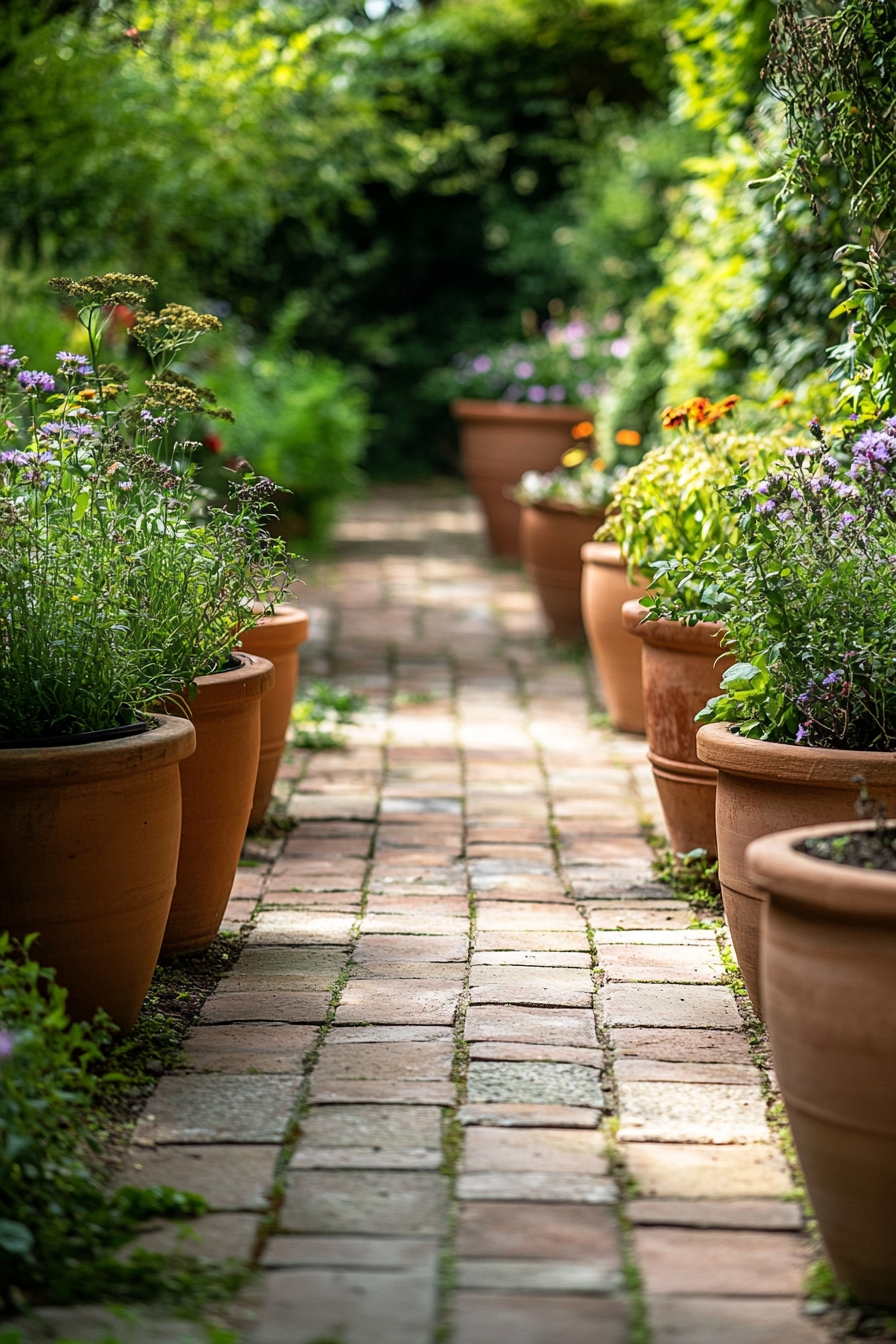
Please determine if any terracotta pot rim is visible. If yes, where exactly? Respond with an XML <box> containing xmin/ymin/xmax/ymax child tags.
<box><xmin>621</xmin><ymin>600</ymin><xmax>729</xmax><ymax>652</ymax></box>
<box><xmin>521</xmin><ymin>500</ymin><xmax>605</xmax><ymax>518</ymax></box>
<box><xmin>169</xmin><ymin>653</ymin><xmax>275</xmax><ymax>721</ymax></box>
<box><xmin>697</xmin><ymin>720</ymin><xmax>896</xmax><ymax>784</ymax></box>
<box><xmin>746</xmin><ymin>819</ymin><xmax>896</xmax><ymax>916</ymax></box>
<box><xmin>0</xmin><ymin>712</ymin><xmax>195</xmax><ymax>784</ymax></box>
<box><xmin>580</xmin><ymin>541</ymin><xmax>627</xmax><ymax>569</ymax></box>
<box><xmin>240</xmin><ymin>605</ymin><xmax>309</xmax><ymax>651</ymax></box>
<box><xmin>451</xmin><ymin>398</ymin><xmax>591</xmax><ymax>425</ymax></box>
<box><xmin>647</xmin><ymin>748</ymin><xmax>717</xmax><ymax>784</ymax></box>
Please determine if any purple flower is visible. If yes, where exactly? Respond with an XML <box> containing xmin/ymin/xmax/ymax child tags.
<box><xmin>527</xmin><ymin>385</ymin><xmax>547</xmax><ymax>403</ymax></box>
<box><xmin>795</xmin><ymin>723</ymin><xmax>809</xmax><ymax>743</ymax></box>
<box><xmin>778</xmin><ymin>509</ymin><xmax>793</xmax><ymax>521</ymax></box>
<box><xmin>0</xmin><ymin>344</ymin><xmax>21</xmax><ymax>371</ymax></box>
<box><xmin>471</xmin><ymin>355</ymin><xmax>492</xmax><ymax>374</ymax></box>
<box><xmin>0</xmin><ymin>450</ymin><xmax>29</xmax><ymax>466</ymax></box>
<box><xmin>17</xmin><ymin>370</ymin><xmax>56</xmax><ymax>394</ymax></box>
<box><xmin>514</xmin><ymin>360</ymin><xmax>535</xmax><ymax>379</ymax></box>
<box><xmin>833</xmin><ymin>480</ymin><xmax>858</xmax><ymax>498</ymax></box>
<box><xmin>56</xmin><ymin>351</ymin><xmax>91</xmax><ymax>377</ymax></box>
<box><xmin>39</xmin><ymin>420</ymin><xmax>94</xmax><ymax>441</ymax></box>
<box><xmin>756</xmin><ymin>481</ymin><xmax>770</xmax><ymax>495</ymax></box>
<box><xmin>0</xmin><ymin>1030</ymin><xmax>15</xmax><ymax>1061</ymax></box>
<box><xmin>576</xmin><ymin>381</ymin><xmax>596</xmax><ymax>399</ymax></box>
<box><xmin>547</xmin><ymin>385</ymin><xmax>566</xmax><ymax>402</ymax></box>
<box><xmin>840</xmin><ymin>512</ymin><xmax>857</xmax><ymax>526</ymax></box>
<box><xmin>610</xmin><ymin>337</ymin><xmax>631</xmax><ymax>359</ymax></box>
<box><xmin>758</xmin><ymin>499</ymin><xmax>777</xmax><ymax>513</ymax></box>
<box><xmin>564</xmin><ymin>321</ymin><xmax>588</xmax><ymax>342</ymax></box>
<box><xmin>796</xmin><ymin>693</ymin><xmax>810</xmax><ymax>707</ymax></box>
<box><xmin>822</xmin><ymin>671</ymin><xmax>842</xmax><ymax>687</ymax></box>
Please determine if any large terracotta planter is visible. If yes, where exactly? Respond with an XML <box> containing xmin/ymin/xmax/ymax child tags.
<box><xmin>747</xmin><ymin>821</ymin><xmax>896</xmax><ymax>1306</ymax></box>
<box><xmin>622</xmin><ymin>603</ymin><xmax>733</xmax><ymax>857</ymax></box>
<box><xmin>520</xmin><ymin>503</ymin><xmax>604</xmax><ymax>642</ymax></box>
<box><xmin>238</xmin><ymin>605</ymin><xmax>309</xmax><ymax>827</ymax></box>
<box><xmin>697</xmin><ymin>722</ymin><xmax>896</xmax><ymax>1015</ymax></box>
<box><xmin>162</xmin><ymin>653</ymin><xmax>274</xmax><ymax>956</ymax></box>
<box><xmin>0</xmin><ymin>716</ymin><xmax>195</xmax><ymax>1030</ymax></box>
<box><xmin>580</xmin><ymin>543</ymin><xmax>649</xmax><ymax>733</ymax></box>
<box><xmin>451</xmin><ymin>399</ymin><xmax>589</xmax><ymax>559</ymax></box>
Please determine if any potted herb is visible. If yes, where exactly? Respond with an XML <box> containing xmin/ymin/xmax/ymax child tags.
<box><xmin>600</xmin><ymin>395</ymin><xmax>787</xmax><ymax>855</ymax></box>
<box><xmin>438</xmin><ymin>316</ymin><xmax>611</xmax><ymax>558</ymax></box>
<box><xmin>746</xmin><ymin>811</ymin><xmax>896</xmax><ymax>1308</ymax></box>
<box><xmin>0</xmin><ymin>275</ymin><xmax>288</xmax><ymax>1023</ymax></box>
<box><xmin>511</xmin><ymin>422</ymin><xmax>624</xmax><ymax>640</ymax></box>
<box><xmin>650</xmin><ymin>418</ymin><xmax>896</xmax><ymax>1012</ymax></box>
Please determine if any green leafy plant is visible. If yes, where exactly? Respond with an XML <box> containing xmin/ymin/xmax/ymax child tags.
<box><xmin>290</xmin><ymin>681</ymin><xmax>367</xmax><ymax>750</ymax></box>
<box><xmin>597</xmin><ymin>395</ymin><xmax>797</xmax><ymax>601</ymax></box>
<box><xmin>0</xmin><ymin>274</ymin><xmax>290</xmax><ymax>740</ymax></box>
<box><xmin>655</xmin><ymin>418</ymin><xmax>896</xmax><ymax>749</ymax></box>
<box><xmin>0</xmin><ymin>934</ymin><xmax>231</xmax><ymax>1309</ymax></box>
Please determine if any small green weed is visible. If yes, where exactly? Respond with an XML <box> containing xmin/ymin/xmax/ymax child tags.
<box><xmin>652</xmin><ymin>842</ymin><xmax>722</xmax><ymax>914</ymax></box>
<box><xmin>290</xmin><ymin>681</ymin><xmax>367</xmax><ymax>749</ymax></box>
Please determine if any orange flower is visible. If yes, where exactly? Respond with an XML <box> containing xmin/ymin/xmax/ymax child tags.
<box><xmin>704</xmin><ymin>393</ymin><xmax>741</xmax><ymax>425</ymax></box>
<box><xmin>571</xmin><ymin>421</ymin><xmax>594</xmax><ymax>440</ymax></box>
<box><xmin>682</xmin><ymin>396</ymin><xmax>714</xmax><ymax>425</ymax></box>
<box><xmin>770</xmin><ymin>392</ymin><xmax>794</xmax><ymax>409</ymax></box>
<box><xmin>661</xmin><ymin>405</ymin><xmax>686</xmax><ymax>430</ymax></box>
<box><xmin>615</xmin><ymin>428</ymin><xmax>641</xmax><ymax>447</ymax></box>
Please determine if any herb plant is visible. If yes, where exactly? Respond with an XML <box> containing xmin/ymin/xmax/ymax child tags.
<box><xmin>0</xmin><ymin>274</ymin><xmax>290</xmax><ymax>741</ymax></box>
<box><xmin>654</xmin><ymin>419</ymin><xmax>896</xmax><ymax>750</ymax></box>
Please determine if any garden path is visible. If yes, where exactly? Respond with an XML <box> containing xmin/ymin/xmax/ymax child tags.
<box><xmin>38</xmin><ymin>485</ymin><xmax>828</xmax><ymax>1344</ymax></box>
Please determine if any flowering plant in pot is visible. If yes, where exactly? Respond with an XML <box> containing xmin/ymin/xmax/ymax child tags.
<box><xmin>597</xmin><ymin>394</ymin><xmax>790</xmax><ymax>857</ymax></box>
<box><xmin>652</xmin><ymin>416</ymin><xmax>896</xmax><ymax>1011</ymax></box>
<box><xmin>510</xmin><ymin>422</ymin><xmax>625</xmax><ymax>641</ymax></box>
<box><xmin>435</xmin><ymin>316</ymin><xmax>615</xmax><ymax>558</ymax></box>
<box><xmin>0</xmin><ymin>273</ymin><xmax>289</xmax><ymax>1025</ymax></box>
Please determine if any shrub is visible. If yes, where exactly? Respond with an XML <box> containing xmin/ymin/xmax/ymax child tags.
<box><xmin>0</xmin><ymin>935</ymin><xmax>213</xmax><ymax>1308</ymax></box>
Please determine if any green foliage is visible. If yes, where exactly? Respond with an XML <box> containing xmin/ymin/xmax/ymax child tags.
<box><xmin>651</xmin><ymin>842</ymin><xmax>722</xmax><ymax>914</ymax></box>
<box><xmin>197</xmin><ymin>321</ymin><xmax>369</xmax><ymax>550</ymax></box>
<box><xmin>0</xmin><ymin>934</ymin><xmax>223</xmax><ymax>1308</ymax></box>
<box><xmin>290</xmin><ymin>680</ymin><xmax>367</xmax><ymax>750</ymax></box>
<box><xmin>656</xmin><ymin>423</ymin><xmax>896</xmax><ymax>749</ymax></box>
<box><xmin>598</xmin><ymin>408</ymin><xmax>797</xmax><ymax>601</ymax></box>
<box><xmin>0</xmin><ymin>275</ymin><xmax>290</xmax><ymax>739</ymax></box>
<box><xmin>0</xmin><ymin>0</ymin><xmax>669</xmax><ymax>476</ymax></box>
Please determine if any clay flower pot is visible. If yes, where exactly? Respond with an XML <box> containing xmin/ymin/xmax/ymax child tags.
<box><xmin>580</xmin><ymin>542</ymin><xmax>649</xmax><ymax>733</ymax></box>
<box><xmin>238</xmin><ymin>605</ymin><xmax>310</xmax><ymax>827</ymax></box>
<box><xmin>0</xmin><ymin>716</ymin><xmax>195</xmax><ymax>1031</ymax></box>
<box><xmin>451</xmin><ymin>398</ymin><xmax>589</xmax><ymax>559</ymax></box>
<box><xmin>162</xmin><ymin>652</ymin><xmax>275</xmax><ymax>956</ymax></box>
<box><xmin>622</xmin><ymin>602</ymin><xmax>733</xmax><ymax>857</ymax></box>
<box><xmin>520</xmin><ymin>503</ymin><xmax>604</xmax><ymax>641</ymax></box>
<box><xmin>747</xmin><ymin>820</ymin><xmax>896</xmax><ymax>1306</ymax></box>
<box><xmin>697</xmin><ymin>722</ymin><xmax>896</xmax><ymax>1016</ymax></box>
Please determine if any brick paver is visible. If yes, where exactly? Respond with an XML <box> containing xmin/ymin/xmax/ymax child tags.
<box><xmin>96</xmin><ymin>487</ymin><xmax>824</xmax><ymax>1342</ymax></box>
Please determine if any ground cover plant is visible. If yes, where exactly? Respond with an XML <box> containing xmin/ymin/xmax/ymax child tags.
<box><xmin>0</xmin><ymin>934</ymin><xmax>247</xmax><ymax>1313</ymax></box>
<box><xmin>0</xmin><ymin>273</ymin><xmax>289</xmax><ymax>740</ymax></box>
<box><xmin>652</xmin><ymin>417</ymin><xmax>896</xmax><ymax>750</ymax></box>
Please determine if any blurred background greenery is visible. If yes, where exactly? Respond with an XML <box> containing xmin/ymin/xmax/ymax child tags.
<box><xmin>0</xmin><ymin>0</ymin><xmax>848</xmax><ymax>537</ymax></box>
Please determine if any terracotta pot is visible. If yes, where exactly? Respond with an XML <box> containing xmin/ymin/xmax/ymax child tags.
<box><xmin>0</xmin><ymin>716</ymin><xmax>195</xmax><ymax>1031</ymax></box>
<box><xmin>520</xmin><ymin>503</ymin><xmax>604</xmax><ymax>641</ymax></box>
<box><xmin>451</xmin><ymin>399</ymin><xmax>590</xmax><ymax>559</ymax></box>
<box><xmin>697</xmin><ymin>722</ymin><xmax>896</xmax><ymax>1016</ymax></box>
<box><xmin>622</xmin><ymin>603</ymin><xmax>733</xmax><ymax>857</ymax></box>
<box><xmin>580</xmin><ymin>542</ymin><xmax>649</xmax><ymax>733</ymax></box>
<box><xmin>162</xmin><ymin>652</ymin><xmax>275</xmax><ymax>956</ymax></box>
<box><xmin>238</xmin><ymin>605</ymin><xmax>309</xmax><ymax>827</ymax></box>
<box><xmin>747</xmin><ymin>821</ymin><xmax>896</xmax><ymax>1305</ymax></box>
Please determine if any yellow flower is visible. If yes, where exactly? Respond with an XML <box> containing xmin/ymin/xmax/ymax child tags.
<box><xmin>561</xmin><ymin>447</ymin><xmax>588</xmax><ymax>467</ymax></box>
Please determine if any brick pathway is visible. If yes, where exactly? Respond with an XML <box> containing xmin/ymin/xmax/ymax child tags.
<box><xmin>39</xmin><ymin>485</ymin><xmax>830</xmax><ymax>1343</ymax></box>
